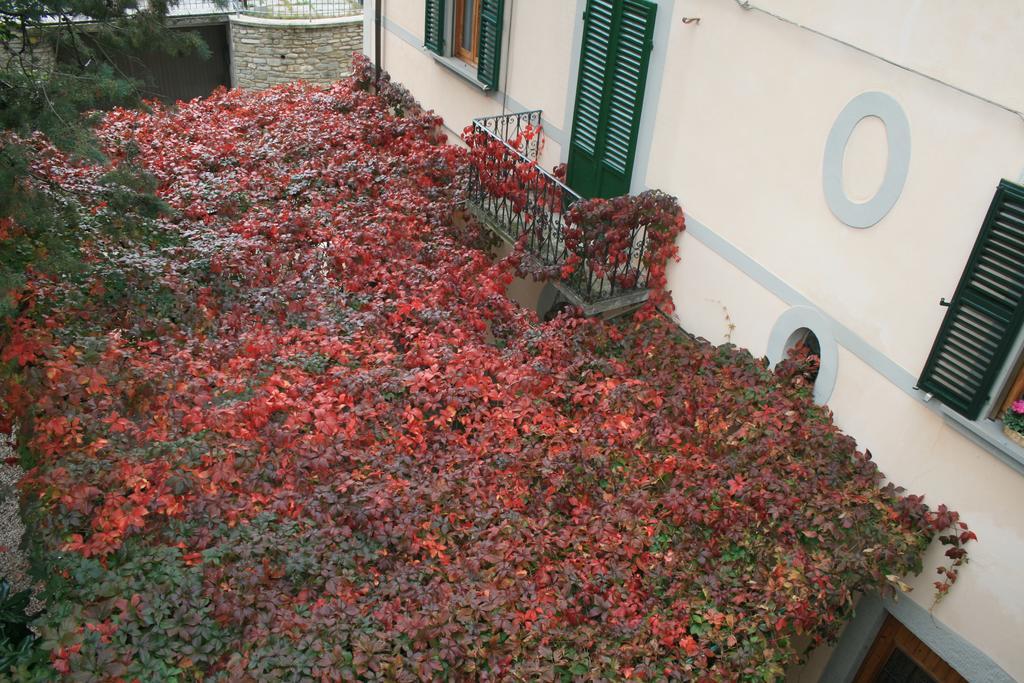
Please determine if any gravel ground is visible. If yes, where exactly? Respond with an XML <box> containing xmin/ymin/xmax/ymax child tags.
<box><xmin>0</xmin><ymin>431</ymin><xmax>43</xmax><ymax>616</ymax></box>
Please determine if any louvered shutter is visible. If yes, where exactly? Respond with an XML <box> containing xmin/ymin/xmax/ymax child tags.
<box><xmin>567</xmin><ymin>0</ymin><xmax>614</xmax><ymax>199</ymax></box>
<box><xmin>477</xmin><ymin>0</ymin><xmax>504</xmax><ymax>89</ymax></box>
<box><xmin>601</xmin><ymin>0</ymin><xmax>655</xmax><ymax>187</ymax></box>
<box><xmin>918</xmin><ymin>180</ymin><xmax>1024</xmax><ymax>419</ymax></box>
<box><xmin>567</xmin><ymin>0</ymin><xmax>656</xmax><ymax>199</ymax></box>
<box><xmin>424</xmin><ymin>0</ymin><xmax>445</xmax><ymax>54</ymax></box>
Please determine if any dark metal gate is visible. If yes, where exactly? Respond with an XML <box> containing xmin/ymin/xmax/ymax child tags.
<box><xmin>116</xmin><ymin>23</ymin><xmax>231</xmax><ymax>103</ymax></box>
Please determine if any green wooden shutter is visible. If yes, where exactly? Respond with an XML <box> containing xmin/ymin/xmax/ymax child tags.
<box><xmin>567</xmin><ymin>0</ymin><xmax>614</xmax><ymax>199</ymax></box>
<box><xmin>477</xmin><ymin>0</ymin><xmax>505</xmax><ymax>89</ymax></box>
<box><xmin>567</xmin><ymin>0</ymin><xmax>656</xmax><ymax>199</ymax></box>
<box><xmin>918</xmin><ymin>180</ymin><xmax>1024</xmax><ymax>419</ymax></box>
<box><xmin>601</xmin><ymin>0</ymin><xmax>656</xmax><ymax>191</ymax></box>
<box><xmin>425</xmin><ymin>0</ymin><xmax>446</xmax><ymax>54</ymax></box>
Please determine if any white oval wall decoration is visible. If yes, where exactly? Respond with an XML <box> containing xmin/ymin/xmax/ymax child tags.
<box><xmin>822</xmin><ymin>92</ymin><xmax>911</xmax><ymax>228</ymax></box>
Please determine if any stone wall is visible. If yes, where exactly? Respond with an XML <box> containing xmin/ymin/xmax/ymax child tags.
<box><xmin>229</xmin><ymin>14</ymin><xmax>362</xmax><ymax>90</ymax></box>
<box><xmin>2</xmin><ymin>30</ymin><xmax>57</xmax><ymax>75</ymax></box>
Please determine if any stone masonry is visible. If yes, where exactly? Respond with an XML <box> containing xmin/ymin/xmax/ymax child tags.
<box><xmin>2</xmin><ymin>30</ymin><xmax>57</xmax><ymax>75</ymax></box>
<box><xmin>229</xmin><ymin>14</ymin><xmax>362</xmax><ymax>90</ymax></box>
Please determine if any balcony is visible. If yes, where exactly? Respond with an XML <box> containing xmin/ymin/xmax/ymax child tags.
<box><xmin>465</xmin><ymin>110</ymin><xmax>655</xmax><ymax>316</ymax></box>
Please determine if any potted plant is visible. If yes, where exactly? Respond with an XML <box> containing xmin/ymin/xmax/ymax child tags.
<box><xmin>1002</xmin><ymin>400</ymin><xmax>1024</xmax><ymax>447</ymax></box>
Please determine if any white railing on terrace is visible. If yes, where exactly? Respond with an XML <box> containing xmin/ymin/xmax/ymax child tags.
<box><xmin>164</xmin><ymin>0</ymin><xmax>238</xmax><ymax>16</ymax></box>
<box><xmin>167</xmin><ymin>0</ymin><xmax>362</xmax><ymax>18</ymax></box>
<box><xmin>30</xmin><ymin>1</ymin><xmax>362</xmax><ymax>22</ymax></box>
<box><xmin>241</xmin><ymin>0</ymin><xmax>363</xmax><ymax>18</ymax></box>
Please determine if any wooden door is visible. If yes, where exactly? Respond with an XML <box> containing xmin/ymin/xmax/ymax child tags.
<box><xmin>853</xmin><ymin>616</ymin><xmax>967</xmax><ymax>683</ymax></box>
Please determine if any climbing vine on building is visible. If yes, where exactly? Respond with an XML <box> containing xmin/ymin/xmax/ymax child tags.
<box><xmin>462</xmin><ymin>124</ymin><xmax>685</xmax><ymax>311</ymax></box>
<box><xmin>0</xmin><ymin>67</ymin><xmax>971</xmax><ymax>681</ymax></box>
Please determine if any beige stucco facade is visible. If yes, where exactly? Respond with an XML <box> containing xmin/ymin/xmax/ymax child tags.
<box><xmin>365</xmin><ymin>1</ymin><xmax>1024</xmax><ymax>680</ymax></box>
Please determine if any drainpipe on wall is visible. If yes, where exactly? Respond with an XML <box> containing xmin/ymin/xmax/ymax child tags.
<box><xmin>500</xmin><ymin>0</ymin><xmax>513</xmax><ymax>115</ymax></box>
<box><xmin>374</xmin><ymin>0</ymin><xmax>382</xmax><ymax>86</ymax></box>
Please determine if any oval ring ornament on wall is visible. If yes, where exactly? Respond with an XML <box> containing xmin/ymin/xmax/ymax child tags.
<box><xmin>767</xmin><ymin>307</ymin><xmax>839</xmax><ymax>405</ymax></box>
<box><xmin>822</xmin><ymin>91</ymin><xmax>911</xmax><ymax>228</ymax></box>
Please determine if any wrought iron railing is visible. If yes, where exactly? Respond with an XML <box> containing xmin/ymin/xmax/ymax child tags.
<box><xmin>467</xmin><ymin>111</ymin><xmax>575</xmax><ymax>270</ymax></box>
<box><xmin>466</xmin><ymin>111</ymin><xmax>652</xmax><ymax>311</ymax></box>
<box><xmin>474</xmin><ymin>110</ymin><xmax>543</xmax><ymax>162</ymax></box>
<box><xmin>31</xmin><ymin>1</ymin><xmax>239</xmax><ymax>20</ymax></box>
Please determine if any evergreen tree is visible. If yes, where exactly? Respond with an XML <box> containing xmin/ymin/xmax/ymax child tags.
<box><xmin>0</xmin><ymin>1</ymin><xmax>215</xmax><ymax>324</ymax></box>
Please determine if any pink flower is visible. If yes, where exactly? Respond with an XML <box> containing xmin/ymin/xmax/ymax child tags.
<box><xmin>1012</xmin><ymin>400</ymin><xmax>1024</xmax><ymax>414</ymax></box>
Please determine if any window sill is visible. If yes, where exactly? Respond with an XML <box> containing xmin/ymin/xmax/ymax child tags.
<box><xmin>430</xmin><ymin>53</ymin><xmax>492</xmax><ymax>91</ymax></box>
<box><xmin>939</xmin><ymin>406</ymin><xmax>1024</xmax><ymax>475</ymax></box>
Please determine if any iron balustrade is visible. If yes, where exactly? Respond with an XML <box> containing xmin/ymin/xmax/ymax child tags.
<box><xmin>466</xmin><ymin>111</ymin><xmax>653</xmax><ymax>311</ymax></box>
<box><xmin>467</xmin><ymin>110</ymin><xmax>575</xmax><ymax>271</ymax></box>
<box><xmin>473</xmin><ymin>110</ymin><xmax>543</xmax><ymax>162</ymax></box>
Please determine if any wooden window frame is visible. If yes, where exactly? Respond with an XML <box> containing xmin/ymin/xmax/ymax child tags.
<box><xmin>995</xmin><ymin>352</ymin><xmax>1024</xmax><ymax>416</ymax></box>
<box><xmin>853</xmin><ymin>615</ymin><xmax>966</xmax><ymax>683</ymax></box>
<box><xmin>453</xmin><ymin>0</ymin><xmax>481</xmax><ymax>66</ymax></box>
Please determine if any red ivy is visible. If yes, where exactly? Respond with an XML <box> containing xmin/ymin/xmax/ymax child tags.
<box><xmin>0</xmin><ymin>66</ymin><xmax>971</xmax><ymax>681</ymax></box>
<box><xmin>562</xmin><ymin>191</ymin><xmax>685</xmax><ymax>311</ymax></box>
<box><xmin>462</xmin><ymin>125</ymin><xmax>684</xmax><ymax>311</ymax></box>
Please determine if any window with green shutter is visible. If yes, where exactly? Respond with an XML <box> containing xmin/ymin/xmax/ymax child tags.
<box><xmin>425</xmin><ymin>0</ymin><xmax>504</xmax><ymax>90</ymax></box>
<box><xmin>918</xmin><ymin>180</ymin><xmax>1024</xmax><ymax>420</ymax></box>
<box><xmin>476</xmin><ymin>0</ymin><xmax>504</xmax><ymax>89</ymax></box>
<box><xmin>567</xmin><ymin>0</ymin><xmax>657</xmax><ymax>199</ymax></box>
<box><xmin>424</xmin><ymin>0</ymin><xmax>446</xmax><ymax>55</ymax></box>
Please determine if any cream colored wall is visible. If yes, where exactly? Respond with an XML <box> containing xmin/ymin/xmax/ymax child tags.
<box><xmin>380</xmin><ymin>29</ymin><xmax>485</xmax><ymax>142</ymax></box>
<box><xmin>654</xmin><ymin>0</ymin><xmax>1024</xmax><ymax>375</ymax></box>
<box><xmin>384</xmin><ymin>0</ymin><xmax>424</xmax><ymax>43</ymax></box>
<box><xmin>503</xmin><ymin>0</ymin><xmax>577</xmax><ymax>134</ymax></box>
<box><xmin>377</xmin><ymin>1</ymin><xmax>577</xmax><ymax>169</ymax></box>
<box><xmin>658</xmin><ymin>2</ymin><xmax>1024</xmax><ymax>679</ymax></box>
<box><xmin>752</xmin><ymin>0</ymin><xmax>1024</xmax><ymax>114</ymax></box>
<box><xmin>830</xmin><ymin>348</ymin><xmax>1024</xmax><ymax>680</ymax></box>
<box><xmin>672</xmin><ymin>234</ymin><xmax>788</xmax><ymax>351</ymax></box>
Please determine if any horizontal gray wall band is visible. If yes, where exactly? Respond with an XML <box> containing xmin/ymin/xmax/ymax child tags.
<box><xmin>684</xmin><ymin>215</ymin><xmax>920</xmax><ymax>394</ymax></box>
<box><xmin>684</xmin><ymin>214</ymin><xmax>1024</xmax><ymax>475</ymax></box>
<box><xmin>376</xmin><ymin>9</ymin><xmax>1021</xmax><ymax>674</ymax></box>
<box><xmin>379</xmin><ymin>14</ymin><xmax>568</xmax><ymax>149</ymax></box>
<box><xmin>817</xmin><ymin>595</ymin><xmax>887</xmax><ymax>683</ymax></box>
